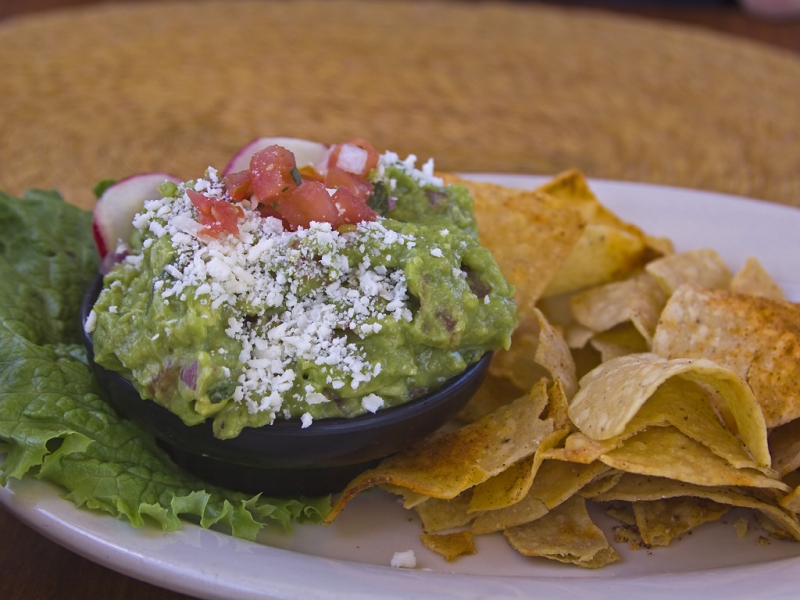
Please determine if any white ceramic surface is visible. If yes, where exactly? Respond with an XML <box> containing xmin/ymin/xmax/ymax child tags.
<box><xmin>3</xmin><ymin>175</ymin><xmax>800</xmax><ymax>600</ymax></box>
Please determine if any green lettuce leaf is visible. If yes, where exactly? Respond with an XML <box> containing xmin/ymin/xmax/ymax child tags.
<box><xmin>0</xmin><ymin>189</ymin><xmax>330</xmax><ymax>540</ymax></box>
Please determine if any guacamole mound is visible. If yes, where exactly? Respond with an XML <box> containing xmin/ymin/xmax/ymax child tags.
<box><xmin>88</xmin><ymin>153</ymin><xmax>517</xmax><ymax>439</ymax></box>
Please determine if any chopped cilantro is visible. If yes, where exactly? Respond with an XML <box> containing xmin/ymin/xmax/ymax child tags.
<box><xmin>367</xmin><ymin>181</ymin><xmax>390</xmax><ymax>214</ymax></box>
<box><xmin>290</xmin><ymin>167</ymin><xmax>303</xmax><ymax>187</ymax></box>
<box><xmin>208</xmin><ymin>380</ymin><xmax>237</xmax><ymax>404</ymax></box>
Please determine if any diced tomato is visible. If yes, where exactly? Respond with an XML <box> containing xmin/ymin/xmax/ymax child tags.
<box><xmin>211</xmin><ymin>199</ymin><xmax>241</xmax><ymax>233</ymax></box>
<box><xmin>188</xmin><ymin>188</ymin><xmax>213</xmax><ymax>218</ymax></box>
<box><xmin>327</xmin><ymin>138</ymin><xmax>379</xmax><ymax>176</ymax></box>
<box><xmin>277</xmin><ymin>181</ymin><xmax>343</xmax><ymax>231</ymax></box>
<box><xmin>224</xmin><ymin>170</ymin><xmax>253</xmax><ymax>202</ymax></box>
<box><xmin>325</xmin><ymin>166</ymin><xmax>373</xmax><ymax>202</ymax></box>
<box><xmin>188</xmin><ymin>189</ymin><xmax>241</xmax><ymax>237</ymax></box>
<box><xmin>249</xmin><ymin>145</ymin><xmax>299</xmax><ymax>203</ymax></box>
<box><xmin>332</xmin><ymin>187</ymin><xmax>377</xmax><ymax>225</ymax></box>
<box><xmin>257</xmin><ymin>201</ymin><xmax>285</xmax><ymax>223</ymax></box>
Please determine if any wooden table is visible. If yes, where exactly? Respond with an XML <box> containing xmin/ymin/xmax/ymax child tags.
<box><xmin>3</xmin><ymin>0</ymin><xmax>800</xmax><ymax>54</ymax></box>
<box><xmin>1</xmin><ymin>1</ymin><xmax>799</xmax><ymax>599</ymax></box>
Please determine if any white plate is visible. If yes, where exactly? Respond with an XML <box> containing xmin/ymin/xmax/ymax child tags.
<box><xmin>3</xmin><ymin>175</ymin><xmax>800</xmax><ymax>600</ymax></box>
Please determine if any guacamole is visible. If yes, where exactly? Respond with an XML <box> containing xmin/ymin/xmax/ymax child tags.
<box><xmin>87</xmin><ymin>150</ymin><xmax>517</xmax><ymax>439</ymax></box>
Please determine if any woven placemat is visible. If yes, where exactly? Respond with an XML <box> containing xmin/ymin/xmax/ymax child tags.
<box><xmin>1</xmin><ymin>0</ymin><xmax>799</xmax><ymax>211</ymax></box>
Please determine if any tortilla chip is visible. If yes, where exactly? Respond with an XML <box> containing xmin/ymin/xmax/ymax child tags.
<box><xmin>645</xmin><ymin>248</ymin><xmax>732</xmax><ymax>295</ymax></box>
<box><xmin>466</xmin><ymin>454</ymin><xmax>539</xmax><ymax>514</ymax></box>
<box><xmin>770</xmin><ymin>419</ymin><xmax>800</xmax><ymax>477</ymax></box>
<box><xmin>526</xmin><ymin>461</ymin><xmax>611</xmax><ymax>514</ymax></box>
<box><xmin>730</xmin><ymin>256</ymin><xmax>786</xmax><ymax>301</ymax></box>
<box><xmin>468</xmin><ymin>428</ymin><xmax>569</xmax><ymax>514</ymax></box>
<box><xmin>779</xmin><ymin>486</ymin><xmax>800</xmax><ymax>513</ymax></box>
<box><xmin>605</xmin><ymin>504</ymin><xmax>637</xmax><ymax>526</ymax></box>
<box><xmin>530</xmin><ymin>170</ymin><xmax>669</xmax><ymax>297</ymax></box>
<box><xmin>589</xmin><ymin>324</ymin><xmax>650</xmax><ymax>362</ymax></box>
<box><xmin>543</xmin><ymin>224</ymin><xmax>652</xmax><ymax>297</ymax></box>
<box><xmin>415</xmin><ymin>492</ymin><xmax>478</xmax><ymax>533</ymax></box>
<box><xmin>379</xmin><ymin>484</ymin><xmax>430</xmax><ymax>509</ymax></box>
<box><xmin>489</xmin><ymin>307</ymin><xmax>578</xmax><ymax>400</ymax></box>
<box><xmin>565</xmin><ymin>322</ymin><xmax>595</xmax><ymax>349</ymax></box>
<box><xmin>456</xmin><ymin>373</ymin><xmax>525</xmax><ymax>424</ymax></box>
<box><xmin>754</xmin><ymin>511</ymin><xmax>799</xmax><ymax>540</ymax></box>
<box><xmin>535</xmin><ymin>169</ymin><xmax>671</xmax><ymax>261</ymax></box>
<box><xmin>734</xmin><ymin>518</ymin><xmax>750</xmax><ymax>538</ymax></box>
<box><xmin>625</xmin><ymin>377</ymin><xmax>771</xmax><ymax>474</ymax></box>
<box><xmin>633</xmin><ymin>497</ymin><xmax>729</xmax><ymax>547</ymax></box>
<box><xmin>553</xmin><ymin>375</ymin><xmax>771</xmax><ymax>478</ymax></box>
<box><xmin>652</xmin><ymin>284</ymin><xmax>800</xmax><ymax>429</ymax></box>
<box><xmin>424</xmin><ymin>379</ymin><xmax>573</xmax><ymax>525</ymax></box>
<box><xmin>569</xmin><ymin>271</ymin><xmax>667</xmax><ymax>345</ymax></box>
<box><xmin>644</xmin><ymin>235</ymin><xmax>675</xmax><ymax>259</ymax></box>
<box><xmin>579</xmin><ymin>470</ymin><xmax>623</xmax><ymax>499</ymax></box>
<box><xmin>542</xmin><ymin>377</ymin><xmax>571</xmax><ymax>431</ymax></box>
<box><xmin>471</xmin><ymin>460</ymin><xmax>609</xmax><ymax>534</ymax></box>
<box><xmin>598</xmin><ymin>426</ymin><xmax>786</xmax><ymax>491</ymax></box>
<box><xmin>503</xmin><ymin>496</ymin><xmax>620</xmax><ymax>568</ymax></box>
<box><xmin>568</xmin><ymin>353</ymin><xmax>770</xmax><ymax>467</ymax></box>
<box><xmin>420</xmin><ymin>531</ymin><xmax>477</xmax><ymax>561</ymax></box>
<box><xmin>537</xmin><ymin>169</ymin><xmax>673</xmax><ymax>296</ymax></box>
<box><xmin>441</xmin><ymin>173</ymin><xmax>586</xmax><ymax>313</ymax></box>
<box><xmin>545</xmin><ymin>431</ymin><xmax>617</xmax><ymax>464</ymax></box>
<box><xmin>592</xmin><ymin>474</ymin><xmax>800</xmax><ymax>541</ymax></box>
<box><xmin>324</xmin><ymin>386</ymin><xmax>554</xmax><ymax>523</ymax></box>
<box><xmin>534</xmin><ymin>169</ymin><xmax>612</xmax><ymax>224</ymax></box>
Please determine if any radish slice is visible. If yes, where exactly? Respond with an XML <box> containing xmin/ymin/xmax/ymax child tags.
<box><xmin>92</xmin><ymin>173</ymin><xmax>180</xmax><ymax>258</ymax></box>
<box><xmin>222</xmin><ymin>137</ymin><xmax>329</xmax><ymax>176</ymax></box>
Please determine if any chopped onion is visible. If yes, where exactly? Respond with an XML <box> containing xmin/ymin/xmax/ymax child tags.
<box><xmin>336</xmin><ymin>143</ymin><xmax>368</xmax><ymax>174</ymax></box>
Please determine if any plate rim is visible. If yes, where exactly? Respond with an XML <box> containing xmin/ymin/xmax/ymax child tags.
<box><xmin>3</xmin><ymin>174</ymin><xmax>800</xmax><ymax>600</ymax></box>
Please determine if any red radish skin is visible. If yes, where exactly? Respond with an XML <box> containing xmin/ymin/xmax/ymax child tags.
<box><xmin>92</xmin><ymin>173</ymin><xmax>180</xmax><ymax>258</ymax></box>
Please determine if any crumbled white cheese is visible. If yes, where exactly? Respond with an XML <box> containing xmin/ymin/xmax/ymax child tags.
<box><xmin>376</xmin><ymin>151</ymin><xmax>444</xmax><ymax>187</ymax></box>
<box><xmin>430</xmin><ymin>248</ymin><xmax>443</xmax><ymax>258</ymax></box>
<box><xmin>390</xmin><ymin>550</ymin><xmax>417</xmax><ymax>569</ymax></box>
<box><xmin>361</xmin><ymin>393</ymin><xmax>384</xmax><ymax>413</ymax></box>
<box><xmin>300</xmin><ymin>412</ymin><xmax>313</xmax><ymax>428</ymax></box>
<box><xmin>84</xmin><ymin>309</ymin><xmax>97</xmax><ymax>334</ymax></box>
<box><xmin>124</xmin><ymin>173</ymin><xmax>418</xmax><ymax>423</ymax></box>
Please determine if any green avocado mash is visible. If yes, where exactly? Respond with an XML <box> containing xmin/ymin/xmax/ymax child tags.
<box><xmin>89</xmin><ymin>156</ymin><xmax>517</xmax><ymax>439</ymax></box>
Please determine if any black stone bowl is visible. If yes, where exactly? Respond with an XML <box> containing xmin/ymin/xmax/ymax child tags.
<box><xmin>81</xmin><ymin>275</ymin><xmax>491</xmax><ymax>497</ymax></box>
